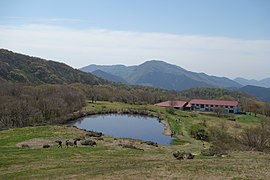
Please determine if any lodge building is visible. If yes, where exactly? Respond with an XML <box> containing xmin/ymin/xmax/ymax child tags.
<box><xmin>155</xmin><ymin>99</ymin><xmax>239</xmax><ymax>114</ymax></box>
<box><xmin>189</xmin><ymin>99</ymin><xmax>239</xmax><ymax>113</ymax></box>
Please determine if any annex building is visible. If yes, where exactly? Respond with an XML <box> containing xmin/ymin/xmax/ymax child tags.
<box><xmin>155</xmin><ymin>101</ymin><xmax>188</xmax><ymax>110</ymax></box>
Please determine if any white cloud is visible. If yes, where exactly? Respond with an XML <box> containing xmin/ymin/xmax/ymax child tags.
<box><xmin>0</xmin><ymin>24</ymin><xmax>269</xmax><ymax>80</ymax></box>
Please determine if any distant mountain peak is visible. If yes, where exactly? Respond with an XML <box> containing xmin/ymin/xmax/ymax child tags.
<box><xmin>80</xmin><ymin>60</ymin><xmax>241</xmax><ymax>90</ymax></box>
<box><xmin>142</xmin><ymin>60</ymin><xmax>170</xmax><ymax>64</ymax></box>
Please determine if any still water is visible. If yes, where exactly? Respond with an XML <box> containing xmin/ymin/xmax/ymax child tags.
<box><xmin>73</xmin><ymin>114</ymin><xmax>172</xmax><ymax>145</ymax></box>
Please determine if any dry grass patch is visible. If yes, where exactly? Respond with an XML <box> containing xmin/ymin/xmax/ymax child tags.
<box><xmin>16</xmin><ymin>138</ymin><xmax>52</xmax><ymax>148</ymax></box>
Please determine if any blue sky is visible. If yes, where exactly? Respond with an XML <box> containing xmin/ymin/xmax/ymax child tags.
<box><xmin>1</xmin><ymin>0</ymin><xmax>269</xmax><ymax>39</ymax></box>
<box><xmin>0</xmin><ymin>0</ymin><xmax>270</xmax><ymax>79</ymax></box>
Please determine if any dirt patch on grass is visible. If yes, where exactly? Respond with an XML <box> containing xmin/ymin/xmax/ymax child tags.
<box><xmin>16</xmin><ymin>138</ymin><xmax>52</xmax><ymax>148</ymax></box>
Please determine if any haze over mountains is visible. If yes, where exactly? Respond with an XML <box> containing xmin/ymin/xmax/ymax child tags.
<box><xmin>81</xmin><ymin>60</ymin><xmax>241</xmax><ymax>91</ymax></box>
<box><xmin>234</xmin><ymin>77</ymin><xmax>270</xmax><ymax>88</ymax></box>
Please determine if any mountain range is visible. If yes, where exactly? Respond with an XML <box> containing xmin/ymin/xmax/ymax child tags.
<box><xmin>234</xmin><ymin>77</ymin><xmax>270</xmax><ymax>88</ymax></box>
<box><xmin>81</xmin><ymin>61</ymin><xmax>270</xmax><ymax>102</ymax></box>
<box><xmin>1</xmin><ymin>49</ymin><xmax>269</xmax><ymax>103</ymax></box>
<box><xmin>80</xmin><ymin>60</ymin><xmax>241</xmax><ymax>91</ymax></box>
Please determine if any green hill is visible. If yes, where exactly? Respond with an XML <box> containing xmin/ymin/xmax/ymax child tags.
<box><xmin>0</xmin><ymin>49</ymin><xmax>104</xmax><ymax>85</ymax></box>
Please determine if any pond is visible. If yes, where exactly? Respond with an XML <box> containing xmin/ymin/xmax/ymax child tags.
<box><xmin>73</xmin><ymin>114</ymin><xmax>173</xmax><ymax>145</ymax></box>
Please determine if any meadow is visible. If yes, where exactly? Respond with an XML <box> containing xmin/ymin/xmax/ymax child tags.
<box><xmin>0</xmin><ymin>101</ymin><xmax>270</xmax><ymax>179</ymax></box>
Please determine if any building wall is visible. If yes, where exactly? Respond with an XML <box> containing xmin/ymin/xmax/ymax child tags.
<box><xmin>191</xmin><ymin>103</ymin><xmax>238</xmax><ymax>113</ymax></box>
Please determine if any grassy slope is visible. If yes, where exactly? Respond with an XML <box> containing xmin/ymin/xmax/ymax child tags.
<box><xmin>1</xmin><ymin>101</ymin><xmax>270</xmax><ymax>179</ymax></box>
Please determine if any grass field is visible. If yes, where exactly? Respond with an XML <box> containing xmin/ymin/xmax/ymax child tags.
<box><xmin>1</xmin><ymin>101</ymin><xmax>270</xmax><ymax>179</ymax></box>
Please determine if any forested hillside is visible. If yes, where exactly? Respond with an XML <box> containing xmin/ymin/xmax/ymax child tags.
<box><xmin>0</xmin><ymin>49</ymin><xmax>104</xmax><ymax>85</ymax></box>
<box><xmin>92</xmin><ymin>70</ymin><xmax>128</xmax><ymax>83</ymax></box>
<box><xmin>239</xmin><ymin>85</ymin><xmax>270</xmax><ymax>103</ymax></box>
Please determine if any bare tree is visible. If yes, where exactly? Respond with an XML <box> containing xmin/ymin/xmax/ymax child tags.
<box><xmin>213</xmin><ymin>107</ymin><xmax>225</xmax><ymax>117</ymax></box>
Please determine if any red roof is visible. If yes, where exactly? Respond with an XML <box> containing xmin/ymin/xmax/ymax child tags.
<box><xmin>155</xmin><ymin>101</ymin><xmax>187</xmax><ymax>108</ymax></box>
<box><xmin>189</xmin><ymin>99</ymin><xmax>238</xmax><ymax>106</ymax></box>
<box><xmin>185</xmin><ymin>102</ymin><xmax>192</xmax><ymax>108</ymax></box>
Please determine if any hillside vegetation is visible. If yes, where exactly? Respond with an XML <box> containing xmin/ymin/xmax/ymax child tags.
<box><xmin>239</xmin><ymin>85</ymin><xmax>270</xmax><ymax>103</ymax></box>
<box><xmin>0</xmin><ymin>49</ymin><xmax>104</xmax><ymax>85</ymax></box>
<box><xmin>2</xmin><ymin>81</ymin><xmax>268</xmax><ymax>130</ymax></box>
<box><xmin>92</xmin><ymin>69</ymin><xmax>128</xmax><ymax>83</ymax></box>
<box><xmin>0</xmin><ymin>81</ymin><xmax>177</xmax><ymax>129</ymax></box>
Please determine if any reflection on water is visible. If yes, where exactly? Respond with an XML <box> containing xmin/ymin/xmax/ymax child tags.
<box><xmin>73</xmin><ymin>114</ymin><xmax>172</xmax><ymax>145</ymax></box>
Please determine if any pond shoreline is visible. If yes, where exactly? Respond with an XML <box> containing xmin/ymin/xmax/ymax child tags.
<box><xmin>159</xmin><ymin>119</ymin><xmax>172</xmax><ymax>136</ymax></box>
<box><xmin>72</xmin><ymin>113</ymin><xmax>172</xmax><ymax>145</ymax></box>
<box><xmin>63</xmin><ymin>108</ymin><xmax>172</xmax><ymax>138</ymax></box>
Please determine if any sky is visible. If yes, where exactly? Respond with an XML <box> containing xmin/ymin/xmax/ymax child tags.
<box><xmin>0</xmin><ymin>0</ymin><xmax>270</xmax><ymax>80</ymax></box>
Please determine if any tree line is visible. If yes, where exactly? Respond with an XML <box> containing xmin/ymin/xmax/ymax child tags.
<box><xmin>1</xmin><ymin>82</ymin><xmax>269</xmax><ymax>130</ymax></box>
<box><xmin>0</xmin><ymin>82</ymin><xmax>86</xmax><ymax>129</ymax></box>
<box><xmin>0</xmin><ymin>82</ymin><xmax>180</xmax><ymax>129</ymax></box>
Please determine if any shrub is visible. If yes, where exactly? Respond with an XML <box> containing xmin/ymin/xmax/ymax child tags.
<box><xmin>208</xmin><ymin>126</ymin><xmax>232</xmax><ymax>144</ymax></box>
<box><xmin>43</xmin><ymin>144</ymin><xmax>50</xmax><ymax>148</ymax></box>
<box><xmin>189</xmin><ymin>124</ymin><xmax>208</xmax><ymax>141</ymax></box>
<box><xmin>81</xmin><ymin>140</ymin><xmax>97</xmax><ymax>146</ymax></box>
<box><xmin>240</xmin><ymin>126</ymin><xmax>270</xmax><ymax>152</ymax></box>
<box><xmin>201</xmin><ymin>143</ymin><xmax>228</xmax><ymax>157</ymax></box>
<box><xmin>234</xmin><ymin>122</ymin><xmax>241</xmax><ymax>128</ymax></box>
<box><xmin>21</xmin><ymin>144</ymin><xmax>30</xmax><ymax>148</ymax></box>
<box><xmin>190</xmin><ymin>112</ymin><xmax>197</xmax><ymax>117</ymax></box>
<box><xmin>141</xmin><ymin>141</ymin><xmax>158</xmax><ymax>147</ymax></box>
<box><xmin>85</xmin><ymin>131</ymin><xmax>103</xmax><ymax>137</ymax></box>
<box><xmin>201</xmin><ymin>126</ymin><xmax>235</xmax><ymax>156</ymax></box>
<box><xmin>173</xmin><ymin>151</ymin><xmax>194</xmax><ymax>160</ymax></box>
<box><xmin>166</xmin><ymin>107</ymin><xmax>175</xmax><ymax>115</ymax></box>
<box><xmin>119</xmin><ymin>144</ymin><xmax>144</xmax><ymax>151</ymax></box>
<box><xmin>198</xmin><ymin>119</ymin><xmax>207</xmax><ymax>127</ymax></box>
